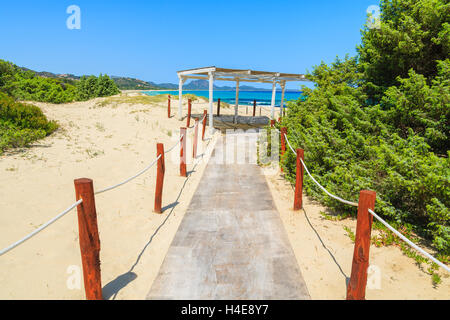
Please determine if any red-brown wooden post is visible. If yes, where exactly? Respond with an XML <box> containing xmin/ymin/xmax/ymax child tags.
<box><xmin>293</xmin><ymin>149</ymin><xmax>304</xmax><ymax>211</ymax></box>
<box><xmin>74</xmin><ymin>178</ymin><xmax>102</xmax><ymax>300</ymax></box>
<box><xmin>180</xmin><ymin>127</ymin><xmax>187</xmax><ymax>177</ymax></box>
<box><xmin>217</xmin><ymin>98</ymin><xmax>221</xmax><ymax>116</ymax></box>
<box><xmin>270</xmin><ymin>120</ymin><xmax>275</xmax><ymax>128</ymax></box>
<box><xmin>253</xmin><ymin>100</ymin><xmax>256</xmax><ymax>117</ymax></box>
<box><xmin>193</xmin><ymin>119</ymin><xmax>199</xmax><ymax>159</ymax></box>
<box><xmin>202</xmin><ymin>110</ymin><xmax>207</xmax><ymax>141</ymax></box>
<box><xmin>154</xmin><ymin>143</ymin><xmax>165</xmax><ymax>213</ymax></box>
<box><xmin>347</xmin><ymin>190</ymin><xmax>377</xmax><ymax>300</ymax></box>
<box><xmin>167</xmin><ymin>95</ymin><xmax>171</xmax><ymax>118</ymax></box>
<box><xmin>187</xmin><ymin>99</ymin><xmax>192</xmax><ymax>127</ymax></box>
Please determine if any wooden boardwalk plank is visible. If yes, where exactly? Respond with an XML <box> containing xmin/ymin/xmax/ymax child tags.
<box><xmin>147</xmin><ymin>133</ymin><xmax>310</xmax><ymax>300</ymax></box>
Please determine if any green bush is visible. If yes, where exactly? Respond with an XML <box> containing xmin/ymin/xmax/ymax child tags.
<box><xmin>280</xmin><ymin>0</ymin><xmax>449</xmax><ymax>257</ymax></box>
<box><xmin>76</xmin><ymin>74</ymin><xmax>120</xmax><ymax>101</ymax></box>
<box><xmin>0</xmin><ymin>60</ymin><xmax>78</xmax><ymax>103</ymax></box>
<box><xmin>0</xmin><ymin>60</ymin><xmax>120</xmax><ymax>104</ymax></box>
<box><xmin>358</xmin><ymin>0</ymin><xmax>450</xmax><ymax>102</ymax></box>
<box><xmin>0</xmin><ymin>92</ymin><xmax>58</xmax><ymax>152</ymax></box>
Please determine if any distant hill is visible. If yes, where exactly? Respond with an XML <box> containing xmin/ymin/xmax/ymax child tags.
<box><xmin>111</xmin><ymin>76</ymin><xmax>160</xmax><ymax>90</ymax></box>
<box><xmin>16</xmin><ymin>67</ymin><xmax>287</xmax><ymax>91</ymax></box>
<box><xmin>18</xmin><ymin>68</ymin><xmax>161</xmax><ymax>90</ymax></box>
<box><xmin>153</xmin><ymin>82</ymin><xmax>179</xmax><ymax>89</ymax></box>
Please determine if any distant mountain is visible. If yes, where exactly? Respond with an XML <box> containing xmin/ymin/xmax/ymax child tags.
<box><xmin>19</xmin><ymin>67</ymin><xmax>78</xmax><ymax>80</ymax></box>
<box><xmin>152</xmin><ymin>82</ymin><xmax>179</xmax><ymax>89</ymax></box>
<box><xmin>19</xmin><ymin>68</ymin><xmax>161</xmax><ymax>90</ymax></box>
<box><xmin>111</xmin><ymin>76</ymin><xmax>160</xmax><ymax>90</ymax></box>
<box><xmin>17</xmin><ymin>67</ymin><xmax>289</xmax><ymax>91</ymax></box>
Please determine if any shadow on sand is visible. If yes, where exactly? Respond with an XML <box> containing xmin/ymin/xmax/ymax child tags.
<box><xmin>102</xmin><ymin>140</ymin><xmax>213</xmax><ymax>300</ymax></box>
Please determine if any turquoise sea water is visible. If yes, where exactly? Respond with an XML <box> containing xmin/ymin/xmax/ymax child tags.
<box><xmin>143</xmin><ymin>90</ymin><xmax>302</xmax><ymax>107</ymax></box>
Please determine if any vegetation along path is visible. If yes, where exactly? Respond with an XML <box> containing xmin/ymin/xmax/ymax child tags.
<box><xmin>147</xmin><ymin>132</ymin><xmax>310</xmax><ymax>299</ymax></box>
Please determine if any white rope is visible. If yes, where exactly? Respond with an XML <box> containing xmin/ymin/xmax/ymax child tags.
<box><xmin>300</xmin><ymin>159</ymin><xmax>359</xmax><ymax>207</ymax></box>
<box><xmin>96</xmin><ymin>132</ymin><xmax>186</xmax><ymax>194</ymax></box>
<box><xmin>0</xmin><ymin>199</ymin><xmax>83</xmax><ymax>256</ymax></box>
<box><xmin>0</xmin><ymin>152</ymin><xmax>162</xmax><ymax>254</ymax></box>
<box><xmin>0</xmin><ymin>132</ymin><xmax>186</xmax><ymax>256</ymax></box>
<box><xmin>284</xmin><ymin>132</ymin><xmax>296</xmax><ymax>154</ymax></box>
<box><xmin>95</xmin><ymin>154</ymin><xmax>162</xmax><ymax>195</ymax></box>
<box><xmin>164</xmin><ymin>134</ymin><xmax>184</xmax><ymax>154</ymax></box>
<box><xmin>283</xmin><ymin>132</ymin><xmax>449</xmax><ymax>272</ymax></box>
<box><xmin>369</xmin><ymin>209</ymin><xmax>450</xmax><ymax>272</ymax></box>
<box><xmin>284</xmin><ymin>133</ymin><xmax>358</xmax><ymax>206</ymax></box>
<box><xmin>194</xmin><ymin>114</ymin><xmax>207</xmax><ymax>129</ymax></box>
<box><xmin>187</xmin><ymin>114</ymin><xmax>206</xmax><ymax>129</ymax></box>
<box><xmin>192</xmin><ymin>129</ymin><xmax>215</xmax><ymax>165</ymax></box>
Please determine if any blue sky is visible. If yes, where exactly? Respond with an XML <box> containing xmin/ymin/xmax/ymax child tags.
<box><xmin>0</xmin><ymin>0</ymin><xmax>379</xmax><ymax>89</ymax></box>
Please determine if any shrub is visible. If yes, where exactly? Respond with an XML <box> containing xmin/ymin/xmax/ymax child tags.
<box><xmin>280</xmin><ymin>0</ymin><xmax>449</xmax><ymax>257</ymax></box>
<box><xmin>76</xmin><ymin>74</ymin><xmax>120</xmax><ymax>101</ymax></box>
<box><xmin>0</xmin><ymin>60</ymin><xmax>120</xmax><ymax>104</ymax></box>
<box><xmin>0</xmin><ymin>92</ymin><xmax>58</xmax><ymax>152</ymax></box>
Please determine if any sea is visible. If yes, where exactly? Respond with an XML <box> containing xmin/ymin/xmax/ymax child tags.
<box><xmin>143</xmin><ymin>90</ymin><xmax>302</xmax><ymax>107</ymax></box>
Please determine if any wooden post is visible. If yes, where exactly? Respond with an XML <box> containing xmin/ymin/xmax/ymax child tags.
<box><xmin>180</xmin><ymin>127</ymin><xmax>187</xmax><ymax>177</ymax></box>
<box><xmin>270</xmin><ymin>120</ymin><xmax>275</xmax><ymax>128</ymax></box>
<box><xmin>202</xmin><ymin>110</ymin><xmax>207</xmax><ymax>141</ymax></box>
<box><xmin>154</xmin><ymin>143</ymin><xmax>165</xmax><ymax>213</ymax></box>
<box><xmin>168</xmin><ymin>95</ymin><xmax>171</xmax><ymax>118</ymax></box>
<box><xmin>293</xmin><ymin>149</ymin><xmax>304</xmax><ymax>211</ymax></box>
<box><xmin>193</xmin><ymin>119</ymin><xmax>199</xmax><ymax>159</ymax></box>
<box><xmin>217</xmin><ymin>98</ymin><xmax>221</xmax><ymax>116</ymax></box>
<box><xmin>74</xmin><ymin>178</ymin><xmax>102</xmax><ymax>300</ymax></box>
<box><xmin>187</xmin><ymin>99</ymin><xmax>192</xmax><ymax>127</ymax></box>
<box><xmin>246</xmin><ymin>106</ymin><xmax>248</xmax><ymax>115</ymax></box>
<box><xmin>253</xmin><ymin>100</ymin><xmax>256</xmax><ymax>117</ymax></box>
<box><xmin>347</xmin><ymin>190</ymin><xmax>377</xmax><ymax>300</ymax></box>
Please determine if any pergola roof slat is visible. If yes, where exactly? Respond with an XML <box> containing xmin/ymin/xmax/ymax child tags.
<box><xmin>176</xmin><ymin>66</ymin><xmax>305</xmax><ymax>128</ymax></box>
<box><xmin>177</xmin><ymin>66</ymin><xmax>307</xmax><ymax>82</ymax></box>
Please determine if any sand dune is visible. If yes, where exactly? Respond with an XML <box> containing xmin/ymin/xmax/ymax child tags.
<box><xmin>0</xmin><ymin>93</ymin><xmax>227</xmax><ymax>299</ymax></box>
<box><xmin>0</xmin><ymin>92</ymin><xmax>448</xmax><ymax>299</ymax></box>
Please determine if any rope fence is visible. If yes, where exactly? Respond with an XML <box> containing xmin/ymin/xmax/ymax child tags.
<box><xmin>275</xmin><ymin>126</ymin><xmax>449</xmax><ymax>299</ymax></box>
<box><xmin>95</xmin><ymin>154</ymin><xmax>162</xmax><ymax>196</ymax></box>
<box><xmin>4</xmin><ymin>101</ymin><xmax>446</xmax><ymax>300</ymax></box>
<box><xmin>0</xmin><ymin>199</ymin><xmax>83</xmax><ymax>256</ymax></box>
<box><xmin>0</xmin><ymin>107</ymin><xmax>213</xmax><ymax>300</ymax></box>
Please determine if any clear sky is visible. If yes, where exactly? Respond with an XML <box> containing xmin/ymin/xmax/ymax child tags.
<box><xmin>0</xmin><ymin>0</ymin><xmax>379</xmax><ymax>89</ymax></box>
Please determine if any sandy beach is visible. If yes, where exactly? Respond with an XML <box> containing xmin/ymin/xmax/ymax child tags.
<box><xmin>0</xmin><ymin>92</ymin><xmax>448</xmax><ymax>299</ymax></box>
<box><xmin>0</xmin><ymin>93</ymin><xmax>225</xmax><ymax>299</ymax></box>
<box><xmin>265</xmin><ymin>173</ymin><xmax>450</xmax><ymax>299</ymax></box>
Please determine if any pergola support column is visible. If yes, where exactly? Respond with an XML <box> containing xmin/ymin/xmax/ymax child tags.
<box><xmin>178</xmin><ymin>77</ymin><xmax>186</xmax><ymax>120</ymax></box>
<box><xmin>176</xmin><ymin>67</ymin><xmax>307</xmax><ymax>127</ymax></box>
<box><xmin>208</xmin><ymin>72</ymin><xmax>214</xmax><ymax>133</ymax></box>
<box><xmin>270</xmin><ymin>80</ymin><xmax>277</xmax><ymax>120</ymax></box>
<box><xmin>234</xmin><ymin>79</ymin><xmax>240</xmax><ymax>124</ymax></box>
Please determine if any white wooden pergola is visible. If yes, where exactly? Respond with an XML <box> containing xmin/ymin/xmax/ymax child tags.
<box><xmin>177</xmin><ymin>67</ymin><xmax>307</xmax><ymax>129</ymax></box>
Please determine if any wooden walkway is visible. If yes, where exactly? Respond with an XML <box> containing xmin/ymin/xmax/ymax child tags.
<box><xmin>147</xmin><ymin>133</ymin><xmax>310</xmax><ymax>300</ymax></box>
